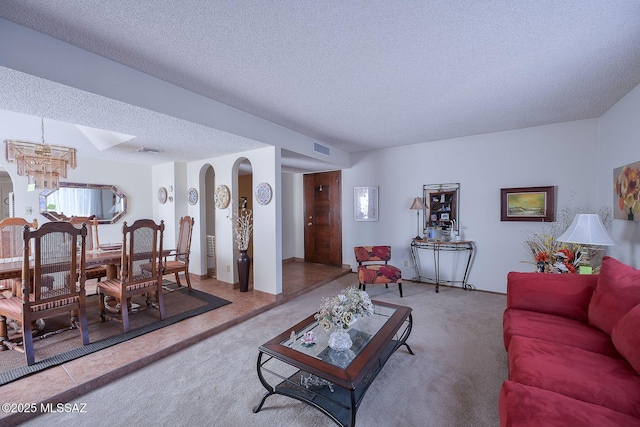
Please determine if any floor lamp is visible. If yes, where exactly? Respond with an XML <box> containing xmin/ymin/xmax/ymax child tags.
<box><xmin>410</xmin><ymin>197</ymin><xmax>427</xmax><ymax>240</ymax></box>
<box><xmin>556</xmin><ymin>214</ymin><xmax>617</xmax><ymax>274</ymax></box>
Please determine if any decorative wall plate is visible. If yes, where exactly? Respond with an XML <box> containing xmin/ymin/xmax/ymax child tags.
<box><xmin>188</xmin><ymin>188</ymin><xmax>198</xmax><ymax>205</ymax></box>
<box><xmin>158</xmin><ymin>187</ymin><xmax>168</xmax><ymax>204</ymax></box>
<box><xmin>215</xmin><ymin>185</ymin><xmax>230</xmax><ymax>209</ymax></box>
<box><xmin>255</xmin><ymin>182</ymin><xmax>273</xmax><ymax>205</ymax></box>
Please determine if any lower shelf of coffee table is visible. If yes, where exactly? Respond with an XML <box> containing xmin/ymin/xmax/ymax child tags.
<box><xmin>274</xmin><ymin>339</ymin><xmax>399</xmax><ymax>427</ymax></box>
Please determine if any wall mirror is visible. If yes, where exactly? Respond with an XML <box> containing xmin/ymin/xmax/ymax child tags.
<box><xmin>423</xmin><ymin>183</ymin><xmax>460</xmax><ymax>235</ymax></box>
<box><xmin>39</xmin><ymin>182</ymin><xmax>127</xmax><ymax>224</ymax></box>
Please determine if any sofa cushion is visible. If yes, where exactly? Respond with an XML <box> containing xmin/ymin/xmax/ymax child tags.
<box><xmin>508</xmin><ymin>335</ymin><xmax>640</xmax><ymax>418</ymax></box>
<box><xmin>506</xmin><ymin>272</ymin><xmax>597</xmax><ymax>322</ymax></box>
<box><xmin>588</xmin><ymin>256</ymin><xmax>640</xmax><ymax>334</ymax></box>
<box><xmin>499</xmin><ymin>380</ymin><xmax>640</xmax><ymax>427</ymax></box>
<box><xmin>503</xmin><ymin>308</ymin><xmax>619</xmax><ymax>357</ymax></box>
<box><xmin>612</xmin><ymin>303</ymin><xmax>640</xmax><ymax>375</ymax></box>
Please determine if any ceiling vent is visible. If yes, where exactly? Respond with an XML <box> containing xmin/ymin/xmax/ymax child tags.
<box><xmin>136</xmin><ymin>147</ymin><xmax>163</xmax><ymax>154</ymax></box>
<box><xmin>313</xmin><ymin>142</ymin><xmax>330</xmax><ymax>156</ymax></box>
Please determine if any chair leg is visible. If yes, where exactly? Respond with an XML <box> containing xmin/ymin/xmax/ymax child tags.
<box><xmin>156</xmin><ymin>288</ymin><xmax>166</xmax><ymax>320</ymax></box>
<box><xmin>360</xmin><ymin>283</ymin><xmax>366</xmax><ymax>292</ymax></box>
<box><xmin>174</xmin><ymin>272</ymin><xmax>181</xmax><ymax>287</ymax></box>
<box><xmin>23</xmin><ymin>321</ymin><xmax>35</xmax><ymax>366</ymax></box>
<box><xmin>98</xmin><ymin>290</ymin><xmax>106</xmax><ymax>322</ymax></box>
<box><xmin>77</xmin><ymin>304</ymin><xmax>90</xmax><ymax>345</ymax></box>
<box><xmin>121</xmin><ymin>298</ymin><xmax>130</xmax><ymax>333</ymax></box>
<box><xmin>0</xmin><ymin>315</ymin><xmax>8</xmax><ymax>350</ymax></box>
<box><xmin>398</xmin><ymin>282</ymin><xmax>403</xmax><ymax>298</ymax></box>
<box><xmin>183</xmin><ymin>270</ymin><xmax>192</xmax><ymax>292</ymax></box>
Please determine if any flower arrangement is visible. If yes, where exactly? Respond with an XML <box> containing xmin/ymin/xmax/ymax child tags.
<box><xmin>522</xmin><ymin>193</ymin><xmax>612</xmax><ymax>274</ymax></box>
<box><xmin>315</xmin><ymin>287</ymin><xmax>374</xmax><ymax>331</ymax></box>
<box><xmin>614</xmin><ymin>163</ymin><xmax>640</xmax><ymax>220</ymax></box>
<box><xmin>524</xmin><ymin>231</ymin><xmax>582</xmax><ymax>273</ymax></box>
<box><xmin>228</xmin><ymin>202</ymin><xmax>253</xmax><ymax>251</ymax></box>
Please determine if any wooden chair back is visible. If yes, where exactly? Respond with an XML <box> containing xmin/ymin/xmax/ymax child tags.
<box><xmin>175</xmin><ymin>216</ymin><xmax>194</xmax><ymax>264</ymax></box>
<box><xmin>0</xmin><ymin>217</ymin><xmax>38</xmax><ymax>258</ymax></box>
<box><xmin>68</xmin><ymin>216</ymin><xmax>99</xmax><ymax>250</ymax></box>
<box><xmin>120</xmin><ymin>219</ymin><xmax>164</xmax><ymax>286</ymax></box>
<box><xmin>0</xmin><ymin>221</ymin><xmax>89</xmax><ymax>365</ymax></box>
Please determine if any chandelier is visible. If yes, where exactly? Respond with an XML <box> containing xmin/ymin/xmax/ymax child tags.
<box><xmin>4</xmin><ymin>119</ymin><xmax>77</xmax><ymax>190</ymax></box>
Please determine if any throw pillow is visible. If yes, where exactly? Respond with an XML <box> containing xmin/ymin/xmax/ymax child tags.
<box><xmin>588</xmin><ymin>256</ymin><xmax>640</xmax><ymax>335</ymax></box>
<box><xmin>611</xmin><ymin>303</ymin><xmax>640</xmax><ymax>374</ymax></box>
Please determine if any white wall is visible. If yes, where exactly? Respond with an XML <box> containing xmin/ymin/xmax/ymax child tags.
<box><xmin>597</xmin><ymin>83</ymin><xmax>640</xmax><ymax>266</ymax></box>
<box><xmin>339</xmin><ymin>119</ymin><xmax>600</xmax><ymax>294</ymax></box>
<box><xmin>186</xmin><ymin>146</ymin><xmax>282</xmax><ymax>295</ymax></box>
<box><xmin>0</xmin><ymin>155</ymin><xmax>152</xmax><ymax>243</ymax></box>
<box><xmin>281</xmin><ymin>172</ymin><xmax>305</xmax><ymax>260</ymax></box>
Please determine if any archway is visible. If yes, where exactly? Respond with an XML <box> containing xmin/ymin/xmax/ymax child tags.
<box><xmin>203</xmin><ymin>164</ymin><xmax>216</xmax><ymax>277</ymax></box>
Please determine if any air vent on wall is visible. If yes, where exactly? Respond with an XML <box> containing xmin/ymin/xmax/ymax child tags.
<box><xmin>136</xmin><ymin>147</ymin><xmax>163</xmax><ymax>154</ymax></box>
<box><xmin>313</xmin><ymin>142</ymin><xmax>330</xmax><ymax>156</ymax></box>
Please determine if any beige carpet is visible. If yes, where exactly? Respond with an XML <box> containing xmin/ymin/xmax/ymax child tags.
<box><xmin>22</xmin><ymin>274</ymin><xmax>508</xmax><ymax>427</ymax></box>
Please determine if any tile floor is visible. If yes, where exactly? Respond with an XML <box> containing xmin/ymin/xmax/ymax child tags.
<box><xmin>0</xmin><ymin>259</ymin><xmax>352</xmax><ymax>426</ymax></box>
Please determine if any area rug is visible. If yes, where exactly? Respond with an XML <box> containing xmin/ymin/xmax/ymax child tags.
<box><xmin>0</xmin><ymin>281</ymin><xmax>231</xmax><ymax>386</ymax></box>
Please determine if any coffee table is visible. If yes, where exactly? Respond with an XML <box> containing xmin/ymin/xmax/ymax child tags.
<box><xmin>253</xmin><ymin>300</ymin><xmax>413</xmax><ymax>427</ymax></box>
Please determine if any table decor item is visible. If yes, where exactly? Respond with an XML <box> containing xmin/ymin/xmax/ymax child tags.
<box><xmin>255</xmin><ymin>182</ymin><xmax>272</xmax><ymax>205</ymax></box>
<box><xmin>315</xmin><ymin>287</ymin><xmax>374</xmax><ymax>351</ymax></box>
<box><xmin>187</xmin><ymin>188</ymin><xmax>198</xmax><ymax>205</ymax></box>
<box><xmin>215</xmin><ymin>185</ymin><xmax>230</xmax><ymax>209</ymax></box>
<box><xmin>157</xmin><ymin>187</ymin><xmax>167</xmax><ymax>204</ymax></box>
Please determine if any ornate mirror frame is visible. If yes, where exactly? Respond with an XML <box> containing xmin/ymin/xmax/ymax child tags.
<box><xmin>39</xmin><ymin>182</ymin><xmax>127</xmax><ymax>224</ymax></box>
<box><xmin>423</xmin><ymin>183</ymin><xmax>460</xmax><ymax>235</ymax></box>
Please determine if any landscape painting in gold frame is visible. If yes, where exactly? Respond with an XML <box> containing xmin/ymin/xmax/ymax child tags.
<box><xmin>500</xmin><ymin>186</ymin><xmax>555</xmax><ymax>222</ymax></box>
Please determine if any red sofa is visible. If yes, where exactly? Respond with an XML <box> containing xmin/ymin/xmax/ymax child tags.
<box><xmin>500</xmin><ymin>256</ymin><xmax>640</xmax><ymax>426</ymax></box>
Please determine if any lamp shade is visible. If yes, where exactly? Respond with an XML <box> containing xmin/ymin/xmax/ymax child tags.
<box><xmin>556</xmin><ymin>214</ymin><xmax>616</xmax><ymax>246</ymax></box>
<box><xmin>409</xmin><ymin>197</ymin><xmax>426</xmax><ymax>210</ymax></box>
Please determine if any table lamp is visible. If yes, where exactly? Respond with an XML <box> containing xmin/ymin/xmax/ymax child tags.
<box><xmin>409</xmin><ymin>197</ymin><xmax>427</xmax><ymax>240</ymax></box>
<box><xmin>556</xmin><ymin>214</ymin><xmax>616</xmax><ymax>274</ymax></box>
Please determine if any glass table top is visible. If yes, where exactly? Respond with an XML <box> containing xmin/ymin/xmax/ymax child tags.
<box><xmin>280</xmin><ymin>304</ymin><xmax>398</xmax><ymax>369</ymax></box>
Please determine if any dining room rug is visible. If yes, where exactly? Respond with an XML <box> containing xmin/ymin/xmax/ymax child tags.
<box><xmin>0</xmin><ymin>280</ymin><xmax>231</xmax><ymax>386</ymax></box>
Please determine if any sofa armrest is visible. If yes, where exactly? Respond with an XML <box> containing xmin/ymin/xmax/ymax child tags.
<box><xmin>506</xmin><ymin>272</ymin><xmax>598</xmax><ymax>322</ymax></box>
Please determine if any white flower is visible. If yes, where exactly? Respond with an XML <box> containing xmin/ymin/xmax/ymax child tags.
<box><xmin>314</xmin><ymin>287</ymin><xmax>373</xmax><ymax>331</ymax></box>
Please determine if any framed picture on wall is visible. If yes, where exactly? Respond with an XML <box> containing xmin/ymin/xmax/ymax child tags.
<box><xmin>354</xmin><ymin>186</ymin><xmax>378</xmax><ymax>221</ymax></box>
<box><xmin>613</xmin><ymin>160</ymin><xmax>640</xmax><ymax>222</ymax></box>
<box><xmin>500</xmin><ymin>186</ymin><xmax>555</xmax><ymax>222</ymax></box>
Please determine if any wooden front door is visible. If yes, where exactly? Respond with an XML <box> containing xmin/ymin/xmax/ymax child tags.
<box><xmin>304</xmin><ymin>170</ymin><xmax>342</xmax><ymax>266</ymax></box>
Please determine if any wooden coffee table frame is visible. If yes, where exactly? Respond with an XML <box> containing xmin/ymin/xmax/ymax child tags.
<box><xmin>253</xmin><ymin>300</ymin><xmax>413</xmax><ymax>427</ymax></box>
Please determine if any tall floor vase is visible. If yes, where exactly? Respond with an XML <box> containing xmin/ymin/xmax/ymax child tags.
<box><xmin>237</xmin><ymin>250</ymin><xmax>251</xmax><ymax>292</ymax></box>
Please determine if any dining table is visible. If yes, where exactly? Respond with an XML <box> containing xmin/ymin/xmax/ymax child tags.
<box><xmin>0</xmin><ymin>246</ymin><xmax>125</xmax><ymax>282</ymax></box>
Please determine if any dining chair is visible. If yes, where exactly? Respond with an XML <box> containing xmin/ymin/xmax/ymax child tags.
<box><xmin>354</xmin><ymin>245</ymin><xmax>403</xmax><ymax>297</ymax></box>
<box><xmin>0</xmin><ymin>217</ymin><xmax>38</xmax><ymax>295</ymax></box>
<box><xmin>163</xmin><ymin>215</ymin><xmax>194</xmax><ymax>291</ymax></box>
<box><xmin>97</xmin><ymin>219</ymin><xmax>166</xmax><ymax>333</ymax></box>
<box><xmin>69</xmin><ymin>216</ymin><xmax>107</xmax><ymax>282</ymax></box>
<box><xmin>0</xmin><ymin>221</ymin><xmax>90</xmax><ymax>365</ymax></box>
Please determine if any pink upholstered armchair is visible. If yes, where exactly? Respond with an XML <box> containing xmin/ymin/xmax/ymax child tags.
<box><xmin>354</xmin><ymin>246</ymin><xmax>403</xmax><ymax>297</ymax></box>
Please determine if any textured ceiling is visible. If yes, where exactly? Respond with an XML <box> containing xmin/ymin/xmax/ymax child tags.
<box><xmin>1</xmin><ymin>1</ymin><xmax>640</xmax><ymax>170</ymax></box>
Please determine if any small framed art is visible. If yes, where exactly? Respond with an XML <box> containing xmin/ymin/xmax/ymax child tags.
<box><xmin>500</xmin><ymin>186</ymin><xmax>555</xmax><ymax>222</ymax></box>
<box><xmin>354</xmin><ymin>186</ymin><xmax>378</xmax><ymax>221</ymax></box>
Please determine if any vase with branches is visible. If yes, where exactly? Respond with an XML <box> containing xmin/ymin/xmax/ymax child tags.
<box><xmin>228</xmin><ymin>202</ymin><xmax>253</xmax><ymax>291</ymax></box>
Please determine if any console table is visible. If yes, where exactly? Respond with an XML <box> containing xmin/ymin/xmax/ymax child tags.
<box><xmin>410</xmin><ymin>239</ymin><xmax>474</xmax><ymax>292</ymax></box>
